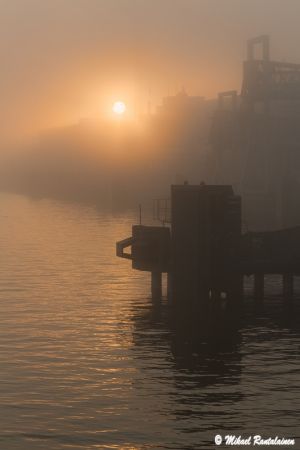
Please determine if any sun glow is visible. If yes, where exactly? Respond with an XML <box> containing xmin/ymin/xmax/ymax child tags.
<box><xmin>112</xmin><ymin>101</ymin><xmax>126</xmax><ymax>115</ymax></box>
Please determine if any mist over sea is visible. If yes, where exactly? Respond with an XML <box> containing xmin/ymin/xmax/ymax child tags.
<box><xmin>0</xmin><ymin>192</ymin><xmax>299</xmax><ymax>449</ymax></box>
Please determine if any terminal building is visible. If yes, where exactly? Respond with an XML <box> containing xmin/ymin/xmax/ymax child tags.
<box><xmin>210</xmin><ymin>35</ymin><xmax>300</xmax><ymax>230</ymax></box>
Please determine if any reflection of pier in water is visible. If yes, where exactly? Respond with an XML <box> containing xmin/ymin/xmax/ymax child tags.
<box><xmin>129</xmin><ymin>297</ymin><xmax>244</xmax><ymax>448</ymax></box>
<box><xmin>130</xmin><ymin>297</ymin><xmax>243</xmax><ymax>390</ymax></box>
<box><xmin>129</xmin><ymin>287</ymin><xmax>300</xmax><ymax>446</ymax></box>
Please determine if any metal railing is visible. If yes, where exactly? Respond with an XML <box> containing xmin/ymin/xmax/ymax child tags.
<box><xmin>153</xmin><ymin>198</ymin><xmax>171</xmax><ymax>225</ymax></box>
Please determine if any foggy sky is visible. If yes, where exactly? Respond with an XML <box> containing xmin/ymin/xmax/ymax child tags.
<box><xmin>1</xmin><ymin>0</ymin><xmax>300</xmax><ymax>145</ymax></box>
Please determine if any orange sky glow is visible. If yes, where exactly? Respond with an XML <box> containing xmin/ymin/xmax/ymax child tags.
<box><xmin>1</xmin><ymin>0</ymin><xmax>300</xmax><ymax>148</ymax></box>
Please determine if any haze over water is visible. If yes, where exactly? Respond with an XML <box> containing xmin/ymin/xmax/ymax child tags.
<box><xmin>1</xmin><ymin>193</ymin><xmax>299</xmax><ymax>449</ymax></box>
<box><xmin>1</xmin><ymin>1</ymin><xmax>300</xmax><ymax>448</ymax></box>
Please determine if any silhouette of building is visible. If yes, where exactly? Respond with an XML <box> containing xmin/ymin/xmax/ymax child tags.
<box><xmin>157</xmin><ymin>88</ymin><xmax>205</xmax><ymax>118</ymax></box>
<box><xmin>210</xmin><ymin>35</ymin><xmax>300</xmax><ymax>230</ymax></box>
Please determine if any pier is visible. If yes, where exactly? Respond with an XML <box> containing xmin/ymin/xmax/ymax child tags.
<box><xmin>116</xmin><ymin>184</ymin><xmax>300</xmax><ymax>313</ymax></box>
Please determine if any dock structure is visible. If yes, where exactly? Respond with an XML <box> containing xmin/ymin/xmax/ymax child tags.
<box><xmin>117</xmin><ymin>224</ymin><xmax>170</xmax><ymax>300</ymax></box>
<box><xmin>116</xmin><ymin>183</ymin><xmax>300</xmax><ymax>314</ymax></box>
<box><xmin>170</xmin><ymin>184</ymin><xmax>242</xmax><ymax>313</ymax></box>
<box><xmin>240</xmin><ymin>227</ymin><xmax>300</xmax><ymax>303</ymax></box>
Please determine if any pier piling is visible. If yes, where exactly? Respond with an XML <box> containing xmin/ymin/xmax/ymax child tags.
<box><xmin>254</xmin><ymin>273</ymin><xmax>264</xmax><ymax>304</ymax></box>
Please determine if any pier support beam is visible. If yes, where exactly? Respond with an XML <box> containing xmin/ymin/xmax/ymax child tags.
<box><xmin>254</xmin><ymin>273</ymin><xmax>264</xmax><ymax>304</ymax></box>
<box><xmin>151</xmin><ymin>271</ymin><xmax>162</xmax><ymax>300</ymax></box>
<box><xmin>283</xmin><ymin>273</ymin><xmax>293</xmax><ymax>301</ymax></box>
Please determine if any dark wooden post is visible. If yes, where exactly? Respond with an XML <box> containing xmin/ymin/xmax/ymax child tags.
<box><xmin>283</xmin><ymin>273</ymin><xmax>293</xmax><ymax>301</ymax></box>
<box><xmin>151</xmin><ymin>271</ymin><xmax>162</xmax><ymax>300</ymax></box>
<box><xmin>254</xmin><ymin>273</ymin><xmax>264</xmax><ymax>304</ymax></box>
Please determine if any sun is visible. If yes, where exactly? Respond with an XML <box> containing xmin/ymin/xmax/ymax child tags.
<box><xmin>112</xmin><ymin>101</ymin><xmax>126</xmax><ymax>115</ymax></box>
